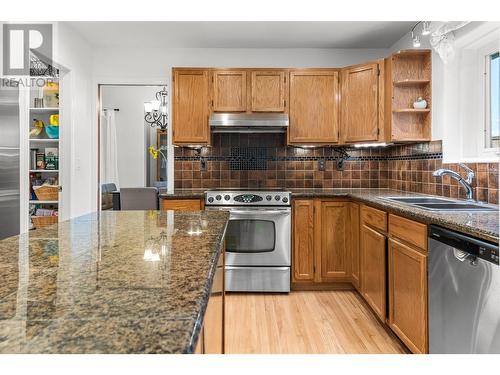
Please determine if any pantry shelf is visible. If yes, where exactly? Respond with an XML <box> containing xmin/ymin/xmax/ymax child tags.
<box><xmin>29</xmin><ymin>107</ymin><xmax>59</xmax><ymax>112</ymax></box>
<box><xmin>30</xmin><ymin>138</ymin><xmax>59</xmax><ymax>143</ymax></box>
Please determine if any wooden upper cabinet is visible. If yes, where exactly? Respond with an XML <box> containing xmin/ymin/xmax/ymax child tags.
<box><xmin>212</xmin><ymin>70</ymin><xmax>247</xmax><ymax>112</ymax></box>
<box><xmin>360</xmin><ymin>223</ymin><xmax>386</xmax><ymax>321</ymax></box>
<box><xmin>172</xmin><ymin>69</ymin><xmax>210</xmax><ymax>145</ymax></box>
<box><xmin>289</xmin><ymin>70</ymin><xmax>340</xmax><ymax>144</ymax></box>
<box><xmin>341</xmin><ymin>62</ymin><xmax>381</xmax><ymax>143</ymax></box>
<box><xmin>388</xmin><ymin>238</ymin><xmax>428</xmax><ymax>354</ymax></box>
<box><xmin>293</xmin><ymin>200</ymin><xmax>315</xmax><ymax>282</ymax></box>
<box><xmin>320</xmin><ymin>201</ymin><xmax>349</xmax><ymax>281</ymax></box>
<box><xmin>250</xmin><ymin>70</ymin><xmax>286</xmax><ymax>112</ymax></box>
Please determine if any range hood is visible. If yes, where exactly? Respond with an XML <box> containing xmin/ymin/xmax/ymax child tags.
<box><xmin>209</xmin><ymin>113</ymin><xmax>289</xmax><ymax>133</ymax></box>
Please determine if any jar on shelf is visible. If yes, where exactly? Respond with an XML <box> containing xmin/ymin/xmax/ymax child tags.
<box><xmin>43</xmin><ymin>82</ymin><xmax>59</xmax><ymax>108</ymax></box>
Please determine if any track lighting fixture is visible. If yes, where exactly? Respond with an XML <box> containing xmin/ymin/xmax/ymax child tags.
<box><xmin>421</xmin><ymin>21</ymin><xmax>431</xmax><ymax>36</ymax></box>
<box><xmin>412</xmin><ymin>32</ymin><xmax>421</xmax><ymax>48</ymax></box>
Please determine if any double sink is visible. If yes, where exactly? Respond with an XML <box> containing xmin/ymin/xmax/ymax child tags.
<box><xmin>382</xmin><ymin>196</ymin><xmax>498</xmax><ymax>212</ymax></box>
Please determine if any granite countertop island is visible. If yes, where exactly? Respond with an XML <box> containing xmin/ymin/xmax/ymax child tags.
<box><xmin>0</xmin><ymin>210</ymin><xmax>229</xmax><ymax>353</ymax></box>
<box><xmin>160</xmin><ymin>188</ymin><xmax>499</xmax><ymax>243</ymax></box>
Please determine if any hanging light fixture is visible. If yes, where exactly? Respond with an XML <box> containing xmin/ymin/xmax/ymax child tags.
<box><xmin>144</xmin><ymin>86</ymin><xmax>168</xmax><ymax>131</ymax></box>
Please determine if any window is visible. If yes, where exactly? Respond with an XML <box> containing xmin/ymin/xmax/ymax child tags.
<box><xmin>486</xmin><ymin>50</ymin><xmax>500</xmax><ymax>149</ymax></box>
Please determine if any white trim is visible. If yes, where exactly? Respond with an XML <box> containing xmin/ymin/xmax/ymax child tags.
<box><xmin>483</xmin><ymin>47</ymin><xmax>499</xmax><ymax>154</ymax></box>
<box><xmin>19</xmin><ymin>86</ymin><xmax>30</xmax><ymax>234</ymax></box>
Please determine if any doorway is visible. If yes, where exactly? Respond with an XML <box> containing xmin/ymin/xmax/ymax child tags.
<box><xmin>97</xmin><ymin>84</ymin><xmax>167</xmax><ymax>210</ymax></box>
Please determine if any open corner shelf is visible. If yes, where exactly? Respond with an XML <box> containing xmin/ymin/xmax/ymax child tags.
<box><xmin>387</xmin><ymin>49</ymin><xmax>432</xmax><ymax>142</ymax></box>
<box><xmin>393</xmin><ymin>79</ymin><xmax>430</xmax><ymax>87</ymax></box>
<box><xmin>394</xmin><ymin>49</ymin><xmax>431</xmax><ymax>57</ymax></box>
<box><xmin>29</xmin><ymin>169</ymin><xmax>59</xmax><ymax>173</ymax></box>
<box><xmin>29</xmin><ymin>200</ymin><xmax>59</xmax><ymax>204</ymax></box>
<box><xmin>392</xmin><ymin>108</ymin><xmax>431</xmax><ymax>113</ymax></box>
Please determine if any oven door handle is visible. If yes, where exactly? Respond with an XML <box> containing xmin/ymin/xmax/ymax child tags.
<box><xmin>228</xmin><ymin>210</ymin><xmax>290</xmax><ymax>215</ymax></box>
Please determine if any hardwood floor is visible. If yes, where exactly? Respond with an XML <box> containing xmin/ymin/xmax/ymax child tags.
<box><xmin>225</xmin><ymin>290</ymin><xmax>408</xmax><ymax>354</ymax></box>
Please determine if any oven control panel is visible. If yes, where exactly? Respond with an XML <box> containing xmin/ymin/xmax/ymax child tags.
<box><xmin>234</xmin><ymin>194</ymin><xmax>263</xmax><ymax>203</ymax></box>
<box><xmin>205</xmin><ymin>191</ymin><xmax>292</xmax><ymax>206</ymax></box>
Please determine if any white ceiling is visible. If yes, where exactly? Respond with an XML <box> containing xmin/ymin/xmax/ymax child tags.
<box><xmin>67</xmin><ymin>21</ymin><xmax>415</xmax><ymax>49</ymax></box>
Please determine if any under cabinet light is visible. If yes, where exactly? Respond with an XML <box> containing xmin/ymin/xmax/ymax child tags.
<box><xmin>353</xmin><ymin>142</ymin><xmax>391</xmax><ymax>148</ymax></box>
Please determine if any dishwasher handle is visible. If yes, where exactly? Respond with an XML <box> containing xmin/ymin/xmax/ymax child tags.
<box><xmin>429</xmin><ymin>225</ymin><xmax>499</xmax><ymax>266</ymax></box>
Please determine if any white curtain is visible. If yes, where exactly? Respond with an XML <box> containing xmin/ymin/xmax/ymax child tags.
<box><xmin>100</xmin><ymin>110</ymin><xmax>120</xmax><ymax>189</ymax></box>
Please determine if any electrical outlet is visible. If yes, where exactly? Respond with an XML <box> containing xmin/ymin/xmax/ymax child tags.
<box><xmin>200</xmin><ymin>158</ymin><xmax>207</xmax><ymax>171</ymax></box>
<box><xmin>336</xmin><ymin>158</ymin><xmax>344</xmax><ymax>171</ymax></box>
<box><xmin>318</xmin><ymin>160</ymin><xmax>325</xmax><ymax>171</ymax></box>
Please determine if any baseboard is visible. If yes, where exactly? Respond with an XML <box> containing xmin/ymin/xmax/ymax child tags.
<box><xmin>291</xmin><ymin>282</ymin><xmax>355</xmax><ymax>291</ymax></box>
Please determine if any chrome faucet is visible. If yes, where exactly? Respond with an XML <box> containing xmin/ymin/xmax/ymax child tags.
<box><xmin>432</xmin><ymin>163</ymin><xmax>475</xmax><ymax>201</ymax></box>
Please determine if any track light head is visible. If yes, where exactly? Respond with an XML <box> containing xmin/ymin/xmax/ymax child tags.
<box><xmin>422</xmin><ymin>21</ymin><xmax>431</xmax><ymax>36</ymax></box>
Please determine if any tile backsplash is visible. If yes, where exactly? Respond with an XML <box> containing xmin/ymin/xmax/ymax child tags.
<box><xmin>174</xmin><ymin>135</ymin><xmax>499</xmax><ymax>204</ymax></box>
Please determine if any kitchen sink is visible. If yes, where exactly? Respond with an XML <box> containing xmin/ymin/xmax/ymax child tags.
<box><xmin>384</xmin><ymin>197</ymin><xmax>456</xmax><ymax>204</ymax></box>
<box><xmin>382</xmin><ymin>196</ymin><xmax>498</xmax><ymax>212</ymax></box>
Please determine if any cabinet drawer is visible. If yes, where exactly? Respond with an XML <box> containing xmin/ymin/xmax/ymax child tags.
<box><xmin>389</xmin><ymin>214</ymin><xmax>427</xmax><ymax>251</ymax></box>
<box><xmin>361</xmin><ymin>205</ymin><xmax>387</xmax><ymax>232</ymax></box>
<box><xmin>161</xmin><ymin>199</ymin><xmax>202</xmax><ymax>211</ymax></box>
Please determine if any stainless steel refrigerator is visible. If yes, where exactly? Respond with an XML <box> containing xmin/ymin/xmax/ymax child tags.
<box><xmin>0</xmin><ymin>86</ymin><xmax>20</xmax><ymax>240</ymax></box>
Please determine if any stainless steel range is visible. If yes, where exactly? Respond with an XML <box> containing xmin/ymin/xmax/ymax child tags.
<box><xmin>205</xmin><ymin>190</ymin><xmax>291</xmax><ymax>292</ymax></box>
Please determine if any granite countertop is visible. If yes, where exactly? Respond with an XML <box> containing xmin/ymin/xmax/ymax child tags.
<box><xmin>0</xmin><ymin>210</ymin><xmax>229</xmax><ymax>354</ymax></box>
<box><xmin>160</xmin><ymin>188</ymin><xmax>499</xmax><ymax>243</ymax></box>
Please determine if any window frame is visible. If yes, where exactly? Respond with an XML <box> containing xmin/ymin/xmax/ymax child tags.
<box><xmin>482</xmin><ymin>41</ymin><xmax>500</xmax><ymax>154</ymax></box>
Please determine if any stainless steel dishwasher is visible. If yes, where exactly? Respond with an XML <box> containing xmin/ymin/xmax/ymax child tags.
<box><xmin>428</xmin><ymin>225</ymin><xmax>500</xmax><ymax>353</ymax></box>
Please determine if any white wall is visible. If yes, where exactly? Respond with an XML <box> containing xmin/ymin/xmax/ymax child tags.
<box><xmin>53</xmin><ymin>22</ymin><xmax>94</xmax><ymax>219</ymax></box>
<box><xmin>100</xmin><ymin>85</ymin><xmax>160</xmax><ymax>188</ymax></box>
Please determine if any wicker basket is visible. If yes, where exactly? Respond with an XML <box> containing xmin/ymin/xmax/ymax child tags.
<box><xmin>33</xmin><ymin>185</ymin><xmax>59</xmax><ymax>201</ymax></box>
<box><xmin>31</xmin><ymin>216</ymin><xmax>58</xmax><ymax>229</ymax></box>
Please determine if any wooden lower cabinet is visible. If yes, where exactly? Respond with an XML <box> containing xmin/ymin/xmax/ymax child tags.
<box><xmin>348</xmin><ymin>203</ymin><xmax>361</xmax><ymax>290</ymax></box>
<box><xmin>360</xmin><ymin>223</ymin><xmax>387</xmax><ymax>321</ymax></box>
<box><xmin>388</xmin><ymin>238</ymin><xmax>428</xmax><ymax>354</ymax></box>
<box><xmin>292</xmin><ymin>199</ymin><xmax>315</xmax><ymax>282</ymax></box>
<box><xmin>292</xmin><ymin>199</ymin><xmax>351</xmax><ymax>287</ymax></box>
<box><xmin>320</xmin><ymin>201</ymin><xmax>349</xmax><ymax>281</ymax></box>
<box><xmin>161</xmin><ymin>198</ymin><xmax>202</xmax><ymax>211</ymax></box>
<box><xmin>195</xmin><ymin>245</ymin><xmax>225</xmax><ymax>354</ymax></box>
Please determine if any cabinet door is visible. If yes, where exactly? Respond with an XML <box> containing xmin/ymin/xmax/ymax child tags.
<box><xmin>320</xmin><ymin>201</ymin><xmax>349</xmax><ymax>281</ymax></box>
<box><xmin>173</xmin><ymin>69</ymin><xmax>210</xmax><ymax>144</ymax></box>
<box><xmin>203</xmin><ymin>249</ymin><xmax>225</xmax><ymax>354</ymax></box>
<box><xmin>292</xmin><ymin>200</ymin><xmax>315</xmax><ymax>282</ymax></box>
<box><xmin>360</xmin><ymin>224</ymin><xmax>386</xmax><ymax>321</ymax></box>
<box><xmin>212</xmin><ymin>70</ymin><xmax>247</xmax><ymax>112</ymax></box>
<box><xmin>349</xmin><ymin>203</ymin><xmax>361</xmax><ymax>290</ymax></box>
<box><xmin>289</xmin><ymin>70</ymin><xmax>340</xmax><ymax>144</ymax></box>
<box><xmin>250</xmin><ymin>70</ymin><xmax>286</xmax><ymax>112</ymax></box>
<box><xmin>161</xmin><ymin>199</ymin><xmax>202</xmax><ymax>211</ymax></box>
<box><xmin>388</xmin><ymin>238</ymin><xmax>428</xmax><ymax>354</ymax></box>
<box><xmin>341</xmin><ymin>63</ymin><xmax>380</xmax><ymax>143</ymax></box>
